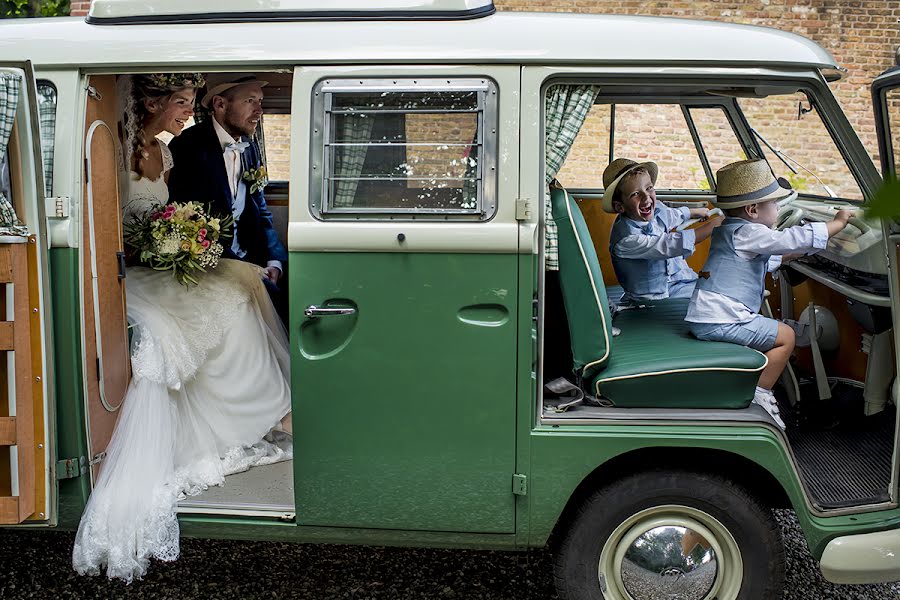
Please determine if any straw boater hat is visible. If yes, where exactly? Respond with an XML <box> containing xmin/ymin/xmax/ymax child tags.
<box><xmin>201</xmin><ymin>74</ymin><xmax>268</xmax><ymax>108</ymax></box>
<box><xmin>601</xmin><ymin>158</ymin><xmax>659</xmax><ymax>213</ymax></box>
<box><xmin>714</xmin><ymin>159</ymin><xmax>797</xmax><ymax>209</ymax></box>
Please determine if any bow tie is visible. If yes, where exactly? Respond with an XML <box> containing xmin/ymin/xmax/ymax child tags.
<box><xmin>224</xmin><ymin>141</ymin><xmax>250</xmax><ymax>154</ymax></box>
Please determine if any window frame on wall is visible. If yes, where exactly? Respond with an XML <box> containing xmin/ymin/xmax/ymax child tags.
<box><xmin>310</xmin><ymin>77</ymin><xmax>498</xmax><ymax>221</ymax></box>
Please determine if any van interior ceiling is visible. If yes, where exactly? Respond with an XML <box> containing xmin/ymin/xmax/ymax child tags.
<box><xmin>542</xmin><ymin>83</ymin><xmax>896</xmax><ymax>513</ymax></box>
<box><xmin>81</xmin><ymin>71</ymin><xmax>295</xmax><ymax>515</ymax></box>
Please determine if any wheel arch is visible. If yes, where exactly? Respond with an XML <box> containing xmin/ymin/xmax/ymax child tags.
<box><xmin>548</xmin><ymin>446</ymin><xmax>791</xmax><ymax>547</ymax></box>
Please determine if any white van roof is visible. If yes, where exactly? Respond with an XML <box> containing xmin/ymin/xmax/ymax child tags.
<box><xmin>88</xmin><ymin>0</ymin><xmax>495</xmax><ymax>24</ymax></box>
<box><xmin>0</xmin><ymin>12</ymin><xmax>839</xmax><ymax>71</ymax></box>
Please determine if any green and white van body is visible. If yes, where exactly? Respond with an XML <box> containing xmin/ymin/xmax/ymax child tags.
<box><xmin>1</xmin><ymin>1</ymin><xmax>899</xmax><ymax>595</ymax></box>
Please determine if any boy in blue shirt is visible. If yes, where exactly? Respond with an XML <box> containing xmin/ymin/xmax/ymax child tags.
<box><xmin>686</xmin><ymin>159</ymin><xmax>852</xmax><ymax>428</ymax></box>
<box><xmin>604</xmin><ymin>158</ymin><xmax>722</xmax><ymax>304</ymax></box>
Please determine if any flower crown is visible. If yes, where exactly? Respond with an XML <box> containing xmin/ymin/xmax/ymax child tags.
<box><xmin>146</xmin><ymin>73</ymin><xmax>206</xmax><ymax>90</ymax></box>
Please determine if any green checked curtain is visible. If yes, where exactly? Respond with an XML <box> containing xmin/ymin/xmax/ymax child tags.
<box><xmin>37</xmin><ymin>82</ymin><xmax>57</xmax><ymax>199</ymax></box>
<box><xmin>333</xmin><ymin>113</ymin><xmax>375</xmax><ymax>208</ymax></box>
<box><xmin>0</xmin><ymin>72</ymin><xmax>27</xmax><ymax>236</ymax></box>
<box><xmin>544</xmin><ymin>84</ymin><xmax>600</xmax><ymax>270</ymax></box>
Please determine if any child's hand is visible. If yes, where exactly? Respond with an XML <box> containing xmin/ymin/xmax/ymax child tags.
<box><xmin>689</xmin><ymin>207</ymin><xmax>710</xmax><ymax>219</ymax></box>
<box><xmin>833</xmin><ymin>209</ymin><xmax>854</xmax><ymax>224</ymax></box>
<box><xmin>826</xmin><ymin>209</ymin><xmax>855</xmax><ymax>237</ymax></box>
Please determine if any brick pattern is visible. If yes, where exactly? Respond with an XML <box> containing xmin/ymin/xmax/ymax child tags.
<box><xmin>69</xmin><ymin>1</ymin><xmax>90</xmax><ymax>16</ymax></box>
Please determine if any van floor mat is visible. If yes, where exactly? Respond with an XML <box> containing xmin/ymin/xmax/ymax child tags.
<box><xmin>784</xmin><ymin>386</ymin><xmax>894</xmax><ymax>510</ymax></box>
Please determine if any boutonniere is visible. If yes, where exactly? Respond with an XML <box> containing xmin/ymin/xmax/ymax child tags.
<box><xmin>242</xmin><ymin>166</ymin><xmax>268</xmax><ymax>194</ymax></box>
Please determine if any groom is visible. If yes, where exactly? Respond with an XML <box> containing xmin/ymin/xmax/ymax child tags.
<box><xmin>168</xmin><ymin>74</ymin><xmax>288</xmax><ymax>321</ymax></box>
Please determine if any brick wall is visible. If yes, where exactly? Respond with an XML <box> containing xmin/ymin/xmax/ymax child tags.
<box><xmin>69</xmin><ymin>1</ymin><xmax>89</xmax><ymax>16</ymax></box>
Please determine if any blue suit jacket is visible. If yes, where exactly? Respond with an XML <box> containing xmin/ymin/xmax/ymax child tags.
<box><xmin>167</xmin><ymin>119</ymin><xmax>287</xmax><ymax>268</ymax></box>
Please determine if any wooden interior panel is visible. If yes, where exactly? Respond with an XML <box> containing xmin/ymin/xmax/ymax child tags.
<box><xmin>10</xmin><ymin>242</ymin><xmax>34</xmax><ymax>522</ymax></box>
<box><xmin>0</xmin><ymin>496</ymin><xmax>17</xmax><ymax>523</ymax></box>
<box><xmin>576</xmin><ymin>196</ymin><xmax>712</xmax><ymax>286</ymax></box>
<box><xmin>7</xmin><ymin>125</ymin><xmax>24</xmax><ymax>220</ymax></box>
<box><xmin>0</xmin><ymin>417</ymin><xmax>14</xmax><ymax>445</ymax></box>
<box><xmin>82</xmin><ymin>74</ymin><xmax>130</xmax><ymax>480</ymax></box>
<box><xmin>767</xmin><ymin>271</ymin><xmax>882</xmax><ymax>385</ymax></box>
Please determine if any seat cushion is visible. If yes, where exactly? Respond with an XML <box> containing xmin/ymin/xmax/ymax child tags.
<box><xmin>591</xmin><ymin>299</ymin><xmax>767</xmax><ymax>408</ymax></box>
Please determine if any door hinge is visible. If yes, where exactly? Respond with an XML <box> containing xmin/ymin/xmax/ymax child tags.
<box><xmin>56</xmin><ymin>456</ymin><xmax>87</xmax><ymax>480</ymax></box>
<box><xmin>512</xmin><ymin>473</ymin><xmax>527</xmax><ymax>496</ymax></box>
<box><xmin>90</xmin><ymin>451</ymin><xmax>106</xmax><ymax>466</ymax></box>
<box><xmin>86</xmin><ymin>85</ymin><xmax>102</xmax><ymax>101</ymax></box>
<box><xmin>45</xmin><ymin>196</ymin><xmax>70</xmax><ymax>218</ymax></box>
<box><xmin>515</xmin><ymin>198</ymin><xmax>532</xmax><ymax>221</ymax></box>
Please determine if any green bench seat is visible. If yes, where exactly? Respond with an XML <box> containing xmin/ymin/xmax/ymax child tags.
<box><xmin>592</xmin><ymin>298</ymin><xmax>766</xmax><ymax>408</ymax></box>
<box><xmin>549</xmin><ymin>186</ymin><xmax>766</xmax><ymax>409</ymax></box>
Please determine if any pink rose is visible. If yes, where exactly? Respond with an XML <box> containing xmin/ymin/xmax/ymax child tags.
<box><xmin>201</xmin><ymin>239</ymin><xmax>211</xmax><ymax>249</ymax></box>
<box><xmin>199</xmin><ymin>228</ymin><xmax>207</xmax><ymax>238</ymax></box>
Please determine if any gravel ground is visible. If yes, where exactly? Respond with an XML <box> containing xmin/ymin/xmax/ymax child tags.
<box><xmin>0</xmin><ymin>510</ymin><xmax>897</xmax><ymax>599</ymax></box>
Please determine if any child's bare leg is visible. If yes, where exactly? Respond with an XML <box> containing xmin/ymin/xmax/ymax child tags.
<box><xmin>758</xmin><ymin>323</ymin><xmax>795</xmax><ymax>390</ymax></box>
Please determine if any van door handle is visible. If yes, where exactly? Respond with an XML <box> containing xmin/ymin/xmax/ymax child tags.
<box><xmin>303</xmin><ymin>305</ymin><xmax>356</xmax><ymax>318</ymax></box>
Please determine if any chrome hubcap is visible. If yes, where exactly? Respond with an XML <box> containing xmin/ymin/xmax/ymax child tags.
<box><xmin>598</xmin><ymin>505</ymin><xmax>743</xmax><ymax>600</ymax></box>
<box><xmin>621</xmin><ymin>525</ymin><xmax>717</xmax><ymax>600</ymax></box>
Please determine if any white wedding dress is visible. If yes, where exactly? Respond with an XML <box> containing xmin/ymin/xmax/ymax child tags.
<box><xmin>72</xmin><ymin>142</ymin><xmax>292</xmax><ymax>583</ymax></box>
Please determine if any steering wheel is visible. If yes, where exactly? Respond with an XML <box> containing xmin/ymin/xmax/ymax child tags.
<box><xmin>775</xmin><ymin>206</ymin><xmax>804</xmax><ymax>231</ymax></box>
<box><xmin>675</xmin><ymin>207</ymin><xmax>723</xmax><ymax>232</ymax></box>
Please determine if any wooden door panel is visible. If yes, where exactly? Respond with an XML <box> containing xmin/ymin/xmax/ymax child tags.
<box><xmin>82</xmin><ymin>75</ymin><xmax>129</xmax><ymax>479</ymax></box>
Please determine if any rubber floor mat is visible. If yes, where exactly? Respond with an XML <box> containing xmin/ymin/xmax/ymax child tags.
<box><xmin>784</xmin><ymin>383</ymin><xmax>895</xmax><ymax>509</ymax></box>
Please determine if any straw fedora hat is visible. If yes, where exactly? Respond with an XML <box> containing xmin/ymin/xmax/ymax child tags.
<box><xmin>714</xmin><ymin>159</ymin><xmax>796</xmax><ymax>209</ymax></box>
<box><xmin>601</xmin><ymin>158</ymin><xmax>659</xmax><ymax>213</ymax></box>
<box><xmin>201</xmin><ymin>74</ymin><xmax>268</xmax><ymax>108</ymax></box>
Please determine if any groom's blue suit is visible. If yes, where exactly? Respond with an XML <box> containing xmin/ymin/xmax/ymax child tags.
<box><xmin>167</xmin><ymin>119</ymin><xmax>287</xmax><ymax>268</ymax></box>
<box><xmin>167</xmin><ymin>119</ymin><xmax>288</xmax><ymax>319</ymax></box>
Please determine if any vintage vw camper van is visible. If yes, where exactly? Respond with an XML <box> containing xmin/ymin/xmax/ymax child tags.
<box><xmin>0</xmin><ymin>0</ymin><xmax>899</xmax><ymax>597</ymax></box>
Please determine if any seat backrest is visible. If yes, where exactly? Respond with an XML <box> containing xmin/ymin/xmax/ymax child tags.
<box><xmin>549</xmin><ymin>186</ymin><xmax>613</xmax><ymax>381</ymax></box>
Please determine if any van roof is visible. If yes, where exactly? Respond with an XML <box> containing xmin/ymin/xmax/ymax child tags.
<box><xmin>87</xmin><ymin>0</ymin><xmax>496</xmax><ymax>25</ymax></box>
<box><xmin>0</xmin><ymin>12</ymin><xmax>839</xmax><ymax>72</ymax></box>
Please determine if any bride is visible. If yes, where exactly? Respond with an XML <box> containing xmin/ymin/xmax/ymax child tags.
<box><xmin>72</xmin><ymin>73</ymin><xmax>293</xmax><ymax>583</ymax></box>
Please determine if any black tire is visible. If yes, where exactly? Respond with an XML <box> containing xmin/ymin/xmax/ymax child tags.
<box><xmin>553</xmin><ymin>469</ymin><xmax>784</xmax><ymax>600</ymax></box>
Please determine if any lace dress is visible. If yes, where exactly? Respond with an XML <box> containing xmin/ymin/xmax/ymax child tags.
<box><xmin>72</xmin><ymin>142</ymin><xmax>292</xmax><ymax>582</ymax></box>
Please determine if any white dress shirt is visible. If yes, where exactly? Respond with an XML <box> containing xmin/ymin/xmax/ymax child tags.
<box><xmin>685</xmin><ymin>221</ymin><xmax>829</xmax><ymax>323</ymax></box>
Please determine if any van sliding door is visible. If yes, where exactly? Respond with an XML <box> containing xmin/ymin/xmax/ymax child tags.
<box><xmin>290</xmin><ymin>66</ymin><xmax>520</xmax><ymax>533</ymax></box>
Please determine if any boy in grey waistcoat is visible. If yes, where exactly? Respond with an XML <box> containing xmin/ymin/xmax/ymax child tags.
<box><xmin>604</xmin><ymin>158</ymin><xmax>722</xmax><ymax>305</ymax></box>
<box><xmin>686</xmin><ymin>159</ymin><xmax>852</xmax><ymax>428</ymax></box>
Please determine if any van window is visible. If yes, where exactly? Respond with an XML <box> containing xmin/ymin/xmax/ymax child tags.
<box><xmin>557</xmin><ymin>103</ymin><xmax>708</xmax><ymax>191</ymax></box>
<box><xmin>312</xmin><ymin>78</ymin><xmax>497</xmax><ymax>218</ymax></box>
<box><xmin>887</xmin><ymin>87</ymin><xmax>900</xmax><ymax>176</ymax></box>
<box><xmin>262</xmin><ymin>113</ymin><xmax>291</xmax><ymax>182</ymax></box>
<box><xmin>740</xmin><ymin>92</ymin><xmax>863</xmax><ymax>201</ymax></box>
<box><xmin>688</xmin><ymin>107</ymin><xmax>747</xmax><ymax>186</ymax></box>
<box><xmin>36</xmin><ymin>80</ymin><xmax>56</xmax><ymax>198</ymax></box>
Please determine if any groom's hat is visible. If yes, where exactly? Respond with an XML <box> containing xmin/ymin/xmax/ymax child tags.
<box><xmin>201</xmin><ymin>74</ymin><xmax>268</xmax><ymax>108</ymax></box>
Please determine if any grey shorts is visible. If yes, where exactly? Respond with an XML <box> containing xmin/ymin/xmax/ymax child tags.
<box><xmin>689</xmin><ymin>315</ymin><xmax>779</xmax><ymax>353</ymax></box>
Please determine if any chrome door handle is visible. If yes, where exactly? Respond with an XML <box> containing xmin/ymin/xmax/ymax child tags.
<box><xmin>304</xmin><ymin>305</ymin><xmax>356</xmax><ymax>318</ymax></box>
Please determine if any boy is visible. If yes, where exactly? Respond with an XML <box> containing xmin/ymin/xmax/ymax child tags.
<box><xmin>686</xmin><ymin>159</ymin><xmax>852</xmax><ymax>428</ymax></box>
<box><xmin>604</xmin><ymin>158</ymin><xmax>722</xmax><ymax>304</ymax></box>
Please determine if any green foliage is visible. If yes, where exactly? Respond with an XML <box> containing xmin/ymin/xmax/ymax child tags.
<box><xmin>864</xmin><ymin>176</ymin><xmax>900</xmax><ymax>220</ymax></box>
<box><xmin>785</xmin><ymin>172</ymin><xmax>811</xmax><ymax>192</ymax></box>
<box><xmin>1</xmin><ymin>0</ymin><xmax>69</xmax><ymax>18</ymax></box>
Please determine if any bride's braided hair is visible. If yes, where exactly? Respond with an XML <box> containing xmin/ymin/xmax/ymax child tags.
<box><xmin>130</xmin><ymin>73</ymin><xmax>205</xmax><ymax>178</ymax></box>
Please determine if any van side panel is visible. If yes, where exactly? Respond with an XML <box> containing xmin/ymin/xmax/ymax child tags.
<box><xmin>292</xmin><ymin>252</ymin><xmax>518</xmax><ymax>533</ymax></box>
<box><xmin>527</xmin><ymin>427</ymin><xmax>900</xmax><ymax>558</ymax></box>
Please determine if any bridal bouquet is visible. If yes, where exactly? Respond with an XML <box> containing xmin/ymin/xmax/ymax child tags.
<box><xmin>124</xmin><ymin>202</ymin><xmax>233</xmax><ymax>286</ymax></box>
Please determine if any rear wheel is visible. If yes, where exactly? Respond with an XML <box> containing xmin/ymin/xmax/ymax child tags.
<box><xmin>553</xmin><ymin>470</ymin><xmax>784</xmax><ymax>600</ymax></box>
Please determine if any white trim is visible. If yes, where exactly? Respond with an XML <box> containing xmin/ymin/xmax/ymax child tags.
<box><xmin>559</xmin><ymin>186</ymin><xmax>611</xmax><ymax>369</ymax></box>
<box><xmin>593</xmin><ymin>351</ymin><xmax>768</xmax><ymax>395</ymax></box>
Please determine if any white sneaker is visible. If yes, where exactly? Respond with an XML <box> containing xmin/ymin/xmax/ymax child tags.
<box><xmin>753</xmin><ymin>388</ymin><xmax>786</xmax><ymax>430</ymax></box>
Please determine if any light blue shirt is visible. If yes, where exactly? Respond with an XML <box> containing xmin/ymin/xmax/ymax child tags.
<box><xmin>611</xmin><ymin>204</ymin><xmax>697</xmax><ymax>302</ymax></box>
<box><xmin>685</xmin><ymin>220</ymin><xmax>829</xmax><ymax>324</ymax></box>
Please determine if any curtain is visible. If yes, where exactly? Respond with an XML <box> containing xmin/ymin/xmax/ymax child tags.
<box><xmin>37</xmin><ymin>82</ymin><xmax>57</xmax><ymax>199</ymax></box>
<box><xmin>0</xmin><ymin>72</ymin><xmax>27</xmax><ymax>236</ymax></box>
<box><xmin>333</xmin><ymin>113</ymin><xmax>375</xmax><ymax>208</ymax></box>
<box><xmin>543</xmin><ymin>84</ymin><xmax>600</xmax><ymax>270</ymax></box>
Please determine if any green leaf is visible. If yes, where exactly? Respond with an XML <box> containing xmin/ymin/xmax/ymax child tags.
<box><xmin>865</xmin><ymin>177</ymin><xmax>900</xmax><ymax>220</ymax></box>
